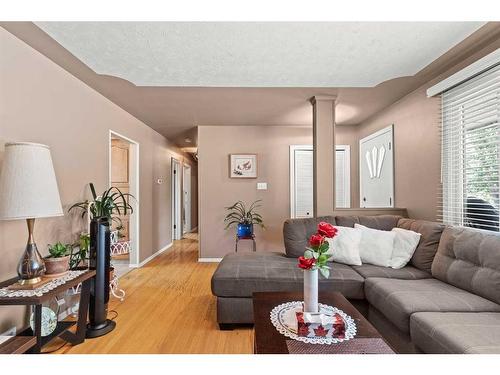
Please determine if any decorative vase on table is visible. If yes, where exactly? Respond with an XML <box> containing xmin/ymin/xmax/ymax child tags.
<box><xmin>303</xmin><ymin>269</ymin><xmax>319</xmax><ymax>313</ymax></box>
<box><xmin>297</xmin><ymin>222</ymin><xmax>338</xmax><ymax>313</ymax></box>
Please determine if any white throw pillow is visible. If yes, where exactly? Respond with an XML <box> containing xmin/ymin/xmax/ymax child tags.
<box><xmin>354</xmin><ymin>224</ymin><xmax>395</xmax><ymax>267</ymax></box>
<box><xmin>325</xmin><ymin>226</ymin><xmax>362</xmax><ymax>266</ymax></box>
<box><xmin>390</xmin><ymin>228</ymin><xmax>421</xmax><ymax>269</ymax></box>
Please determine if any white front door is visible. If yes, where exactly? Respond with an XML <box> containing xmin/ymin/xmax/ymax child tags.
<box><xmin>359</xmin><ymin>125</ymin><xmax>394</xmax><ymax>208</ymax></box>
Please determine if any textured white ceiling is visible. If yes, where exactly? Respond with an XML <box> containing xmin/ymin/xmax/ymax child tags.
<box><xmin>35</xmin><ymin>22</ymin><xmax>484</xmax><ymax>87</ymax></box>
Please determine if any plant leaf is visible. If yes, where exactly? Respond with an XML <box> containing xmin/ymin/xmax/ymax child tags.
<box><xmin>319</xmin><ymin>267</ymin><xmax>330</xmax><ymax>279</ymax></box>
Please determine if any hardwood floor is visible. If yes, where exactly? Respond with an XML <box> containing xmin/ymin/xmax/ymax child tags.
<box><xmin>50</xmin><ymin>234</ymin><xmax>254</xmax><ymax>354</ymax></box>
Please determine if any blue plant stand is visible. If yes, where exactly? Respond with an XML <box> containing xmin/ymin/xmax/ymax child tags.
<box><xmin>235</xmin><ymin>235</ymin><xmax>256</xmax><ymax>253</ymax></box>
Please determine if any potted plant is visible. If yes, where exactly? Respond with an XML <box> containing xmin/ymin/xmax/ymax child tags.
<box><xmin>69</xmin><ymin>183</ymin><xmax>134</xmax><ymax>277</ymax></box>
<box><xmin>224</xmin><ymin>200</ymin><xmax>264</xmax><ymax>238</ymax></box>
<box><xmin>44</xmin><ymin>242</ymin><xmax>71</xmax><ymax>277</ymax></box>
<box><xmin>69</xmin><ymin>183</ymin><xmax>134</xmax><ymax>224</ymax></box>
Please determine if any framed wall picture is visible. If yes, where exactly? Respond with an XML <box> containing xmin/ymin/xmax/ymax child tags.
<box><xmin>229</xmin><ymin>154</ymin><xmax>257</xmax><ymax>178</ymax></box>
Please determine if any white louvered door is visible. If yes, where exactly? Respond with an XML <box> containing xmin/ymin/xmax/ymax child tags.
<box><xmin>290</xmin><ymin>145</ymin><xmax>351</xmax><ymax>218</ymax></box>
<box><xmin>293</xmin><ymin>149</ymin><xmax>314</xmax><ymax>218</ymax></box>
<box><xmin>335</xmin><ymin>147</ymin><xmax>351</xmax><ymax>208</ymax></box>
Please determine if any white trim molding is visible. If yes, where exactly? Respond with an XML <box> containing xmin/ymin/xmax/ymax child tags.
<box><xmin>427</xmin><ymin>48</ymin><xmax>500</xmax><ymax>97</ymax></box>
<box><xmin>130</xmin><ymin>243</ymin><xmax>173</xmax><ymax>268</ymax></box>
<box><xmin>198</xmin><ymin>257</ymin><xmax>223</xmax><ymax>263</ymax></box>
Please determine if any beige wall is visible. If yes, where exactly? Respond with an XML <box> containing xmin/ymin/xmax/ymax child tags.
<box><xmin>0</xmin><ymin>28</ymin><xmax>195</xmax><ymax>331</ymax></box>
<box><xmin>198</xmin><ymin>124</ymin><xmax>358</xmax><ymax>258</ymax></box>
<box><xmin>356</xmin><ymin>39</ymin><xmax>500</xmax><ymax>221</ymax></box>
<box><xmin>357</xmin><ymin>87</ymin><xmax>440</xmax><ymax>220</ymax></box>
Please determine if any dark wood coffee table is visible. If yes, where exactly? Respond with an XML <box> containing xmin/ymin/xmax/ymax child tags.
<box><xmin>253</xmin><ymin>291</ymin><xmax>393</xmax><ymax>354</ymax></box>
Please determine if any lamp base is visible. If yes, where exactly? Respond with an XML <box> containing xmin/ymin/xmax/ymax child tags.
<box><xmin>17</xmin><ymin>219</ymin><xmax>46</xmax><ymax>282</ymax></box>
<box><xmin>18</xmin><ymin>277</ymin><xmax>42</xmax><ymax>285</ymax></box>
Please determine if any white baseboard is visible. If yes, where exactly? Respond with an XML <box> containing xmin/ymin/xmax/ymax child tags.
<box><xmin>198</xmin><ymin>257</ymin><xmax>223</xmax><ymax>263</ymax></box>
<box><xmin>130</xmin><ymin>242</ymin><xmax>173</xmax><ymax>268</ymax></box>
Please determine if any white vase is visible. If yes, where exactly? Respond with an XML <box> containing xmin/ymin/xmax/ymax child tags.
<box><xmin>303</xmin><ymin>268</ymin><xmax>319</xmax><ymax>313</ymax></box>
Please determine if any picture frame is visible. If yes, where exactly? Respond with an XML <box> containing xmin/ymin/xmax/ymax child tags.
<box><xmin>229</xmin><ymin>154</ymin><xmax>257</xmax><ymax>178</ymax></box>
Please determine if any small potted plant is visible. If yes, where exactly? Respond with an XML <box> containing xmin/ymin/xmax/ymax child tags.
<box><xmin>69</xmin><ymin>233</ymin><xmax>90</xmax><ymax>270</ymax></box>
<box><xmin>224</xmin><ymin>200</ymin><xmax>264</xmax><ymax>238</ymax></box>
<box><xmin>45</xmin><ymin>242</ymin><xmax>71</xmax><ymax>277</ymax></box>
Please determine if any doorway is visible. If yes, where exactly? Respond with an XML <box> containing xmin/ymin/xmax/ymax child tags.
<box><xmin>183</xmin><ymin>164</ymin><xmax>192</xmax><ymax>234</ymax></box>
<box><xmin>171</xmin><ymin>158</ymin><xmax>182</xmax><ymax>240</ymax></box>
<box><xmin>109</xmin><ymin>130</ymin><xmax>140</xmax><ymax>271</ymax></box>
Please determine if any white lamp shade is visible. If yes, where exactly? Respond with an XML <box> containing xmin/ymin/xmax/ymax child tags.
<box><xmin>0</xmin><ymin>142</ymin><xmax>63</xmax><ymax>220</ymax></box>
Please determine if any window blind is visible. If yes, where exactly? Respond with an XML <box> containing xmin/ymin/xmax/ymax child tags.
<box><xmin>440</xmin><ymin>63</ymin><xmax>500</xmax><ymax>232</ymax></box>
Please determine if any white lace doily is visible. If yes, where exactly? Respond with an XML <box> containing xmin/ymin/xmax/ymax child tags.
<box><xmin>0</xmin><ymin>270</ymin><xmax>87</xmax><ymax>298</ymax></box>
<box><xmin>270</xmin><ymin>301</ymin><xmax>357</xmax><ymax>344</ymax></box>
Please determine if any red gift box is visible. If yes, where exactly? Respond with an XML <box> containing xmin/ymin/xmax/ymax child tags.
<box><xmin>296</xmin><ymin>311</ymin><xmax>345</xmax><ymax>338</ymax></box>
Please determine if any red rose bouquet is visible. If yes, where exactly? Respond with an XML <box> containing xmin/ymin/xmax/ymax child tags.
<box><xmin>297</xmin><ymin>221</ymin><xmax>338</xmax><ymax>278</ymax></box>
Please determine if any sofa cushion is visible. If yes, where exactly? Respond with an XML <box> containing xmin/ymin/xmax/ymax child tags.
<box><xmin>390</xmin><ymin>228</ymin><xmax>421</xmax><ymax>269</ymax></box>
<box><xmin>326</xmin><ymin>226</ymin><xmax>362</xmax><ymax>266</ymax></box>
<box><xmin>352</xmin><ymin>264</ymin><xmax>431</xmax><ymax>280</ymax></box>
<box><xmin>335</xmin><ymin>215</ymin><xmax>402</xmax><ymax>231</ymax></box>
<box><xmin>211</xmin><ymin>252</ymin><xmax>365</xmax><ymax>299</ymax></box>
<box><xmin>283</xmin><ymin>216</ymin><xmax>336</xmax><ymax>258</ymax></box>
<box><xmin>411</xmin><ymin>312</ymin><xmax>500</xmax><ymax>354</ymax></box>
<box><xmin>365</xmin><ymin>278</ymin><xmax>500</xmax><ymax>333</ymax></box>
<box><xmin>397</xmin><ymin>218</ymin><xmax>446</xmax><ymax>273</ymax></box>
<box><xmin>355</xmin><ymin>224</ymin><xmax>396</xmax><ymax>267</ymax></box>
<box><xmin>432</xmin><ymin>226</ymin><xmax>500</xmax><ymax>305</ymax></box>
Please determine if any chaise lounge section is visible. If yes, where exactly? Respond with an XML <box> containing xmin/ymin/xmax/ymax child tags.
<box><xmin>211</xmin><ymin>214</ymin><xmax>500</xmax><ymax>353</ymax></box>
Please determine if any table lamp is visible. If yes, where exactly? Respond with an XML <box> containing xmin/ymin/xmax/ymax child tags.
<box><xmin>0</xmin><ymin>142</ymin><xmax>63</xmax><ymax>285</ymax></box>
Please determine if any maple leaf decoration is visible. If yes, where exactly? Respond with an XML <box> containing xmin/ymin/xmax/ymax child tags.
<box><xmin>313</xmin><ymin>325</ymin><xmax>328</xmax><ymax>337</ymax></box>
<box><xmin>298</xmin><ymin>325</ymin><xmax>310</xmax><ymax>336</ymax></box>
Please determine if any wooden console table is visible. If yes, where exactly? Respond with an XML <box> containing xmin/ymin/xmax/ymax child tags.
<box><xmin>0</xmin><ymin>270</ymin><xmax>95</xmax><ymax>354</ymax></box>
<box><xmin>0</xmin><ymin>336</ymin><xmax>37</xmax><ymax>354</ymax></box>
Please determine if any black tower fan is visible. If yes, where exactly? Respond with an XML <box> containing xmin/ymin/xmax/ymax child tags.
<box><xmin>86</xmin><ymin>216</ymin><xmax>116</xmax><ymax>338</ymax></box>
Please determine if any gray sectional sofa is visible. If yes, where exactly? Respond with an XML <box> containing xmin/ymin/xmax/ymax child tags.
<box><xmin>211</xmin><ymin>215</ymin><xmax>500</xmax><ymax>353</ymax></box>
